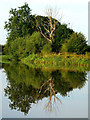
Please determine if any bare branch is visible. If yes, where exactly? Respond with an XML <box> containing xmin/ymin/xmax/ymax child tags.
<box><xmin>35</xmin><ymin>7</ymin><xmax>61</xmax><ymax>44</ymax></box>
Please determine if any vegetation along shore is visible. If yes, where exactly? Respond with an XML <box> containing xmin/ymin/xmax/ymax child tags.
<box><xmin>0</xmin><ymin>3</ymin><xmax>90</xmax><ymax>71</ymax></box>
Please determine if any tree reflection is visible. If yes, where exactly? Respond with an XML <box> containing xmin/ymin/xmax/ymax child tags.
<box><xmin>3</xmin><ymin>63</ymin><xmax>87</xmax><ymax>115</ymax></box>
<box><xmin>39</xmin><ymin>77</ymin><xmax>62</xmax><ymax>112</ymax></box>
<box><xmin>4</xmin><ymin>81</ymin><xmax>37</xmax><ymax>115</ymax></box>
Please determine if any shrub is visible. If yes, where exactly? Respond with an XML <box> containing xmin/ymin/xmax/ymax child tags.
<box><xmin>61</xmin><ymin>32</ymin><xmax>87</xmax><ymax>54</ymax></box>
<box><xmin>9</xmin><ymin>32</ymin><xmax>51</xmax><ymax>59</ymax></box>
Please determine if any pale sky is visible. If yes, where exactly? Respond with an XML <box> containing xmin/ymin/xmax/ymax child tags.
<box><xmin>0</xmin><ymin>0</ymin><xmax>89</xmax><ymax>45</ymax></box>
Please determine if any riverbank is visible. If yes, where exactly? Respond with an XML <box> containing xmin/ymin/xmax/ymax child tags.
<box><xmin>1</xmin><ymin>52</ymin><xmax>90</xmax><ymax>71</ymax></box>
<box><xmin>21</xmin><ymin>52</ymin><xmax>90</xmax><ymax>71</ymax></box>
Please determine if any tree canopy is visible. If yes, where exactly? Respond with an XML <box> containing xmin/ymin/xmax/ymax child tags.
<box><xmin>3</xmin><ymin>3</ymin><xmax>88</xmax><ymax>56</ymax></box>
<box><xmin>4</xmin><ymin>3</ymin><xmax>36</xmax><ymax>44</ymax></box>
<box><xmin>61</xmin><ymin>32</ymin><xmax>87</xmax><ymax>54</ymax></box>
<box><xmin>52</xmin><ymin>24</ymin><xmax>74</xmax><ymax>52</ymax></box>
<box><xmin>8</xmin><ymin>32</ymin><xmax>51</xmax><ymax>59</ymax></box>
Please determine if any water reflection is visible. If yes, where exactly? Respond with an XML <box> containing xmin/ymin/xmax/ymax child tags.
<box><xmin>2</xmin><ymin>63</ymin><xmax>87</xmax><ymax>115</ymax></box>
<box><xmin>39</xmin><ymin>77</ymin><xmax>62</xmax><ymax>112</ymax></box>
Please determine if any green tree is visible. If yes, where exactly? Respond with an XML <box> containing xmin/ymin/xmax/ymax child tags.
<box><xmin>52</xmin><ymin>24</ymin><xmax>74</xmax><ymax>53</ymax></box>
<box><xmin>61</xmin><ymin>32</ymin><xmax>87</xmax><ymax>54</ymax></box>
<box><xmin>9</xmin><ymin>32</ymin><xmax>51</xmax><ymax>59</ymax></box>
<box><xmin>4</xmin><ymin>3</ymin><xmax>36</xmax><ymax>44</ymax></box>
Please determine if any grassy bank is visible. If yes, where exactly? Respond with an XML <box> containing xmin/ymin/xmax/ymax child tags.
<box><xmin>1</xmin><ymin>52</ymin><xmax>90</xmax><ymax>71</ymax></box>
<box><xmin>21</xmin><ymin>52</ymin><xmax>90</xmax><ymax>71</ymax></box>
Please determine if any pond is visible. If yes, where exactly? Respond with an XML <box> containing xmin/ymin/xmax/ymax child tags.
<box><xmin>0</xmin><ymin>63</ymin><xmax>89</xmax><ymax>118</ymax></box>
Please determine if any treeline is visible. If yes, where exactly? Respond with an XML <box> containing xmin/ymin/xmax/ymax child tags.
<box><xmin>2</xmin><ymin>3</ymin><xmax>90</xmax><ymax>60</ymax></box>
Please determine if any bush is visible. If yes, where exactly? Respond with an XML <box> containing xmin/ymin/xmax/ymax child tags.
<box><xmin>9</xmin><ymin>32</ymin><xmax>51</xmax><ymax>59</ymax></box>
<box><xmin>61</xmin><ymin>32</ymin><xmax>87</xmax><ymax>54</ymax></box>
<box><xmin>25</xmin><ymin>32</ymin><xmax>48</xmax><ymax>54</ymax></box>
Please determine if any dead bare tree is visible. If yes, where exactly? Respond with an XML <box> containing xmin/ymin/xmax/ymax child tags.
<box><xmin>35</xmin><ymin>7</ymin><xmax>61</xmax><ymax>44</ymax></box>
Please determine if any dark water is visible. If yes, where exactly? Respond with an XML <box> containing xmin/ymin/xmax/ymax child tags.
<box><xmin>0</xmin><ymin>63</ymin><xmax>89</xmax><ymax>118</ymax></box>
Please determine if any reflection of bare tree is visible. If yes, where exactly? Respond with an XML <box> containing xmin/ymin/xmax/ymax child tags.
<box><xmin>39</xmin><ymin>77</ymin><xmax>62</xmax><ymax>112</ymax></box>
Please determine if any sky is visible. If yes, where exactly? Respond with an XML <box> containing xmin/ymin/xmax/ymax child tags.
<box><xmin>0</xmin><ymin>0</ymin><xmax>89</xmax><ymax>45</ymax></box>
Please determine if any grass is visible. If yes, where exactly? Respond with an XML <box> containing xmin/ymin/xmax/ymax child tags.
<box><xmin>21</xmin><ymin>52</ymin><xmax>90</xmax><ymax>72</ymax></box>
<box><xmin>1</xmin><ymin>52</ymin><xmax>90</xmax><ymax>71</ymax></box>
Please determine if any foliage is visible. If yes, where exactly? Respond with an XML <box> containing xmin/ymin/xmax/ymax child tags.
<box><xmin>9</xmin><ymin>32</ymin><xmax>49</xmax><ymax>59</ymax></box>
<box><xmin>2</xmin><ymin>44</ymin><xmax>9</xmax><ymax>55</ymax></box>
<box><xmin>21</xmin><ymin>52</ymin><xmax>90</xmax><ymax>71</ymax></box>
<box><xmin>3</xmin><ymin>3</ymin><xmax>88</xmax><ymax>57</ymax></box>
<box><xmin>0</xmin><ymin>55</ymin><xmax>12</xmax><ymax>63</ymax></box>
<box><xmin>87</xmin><ymin>45</ymin><xmax>90</xmax><ymax>52</ymax></box>
<box><xmin>52</xmin><ymin>24</ymin><xmax>74</xmax><ymax>52</ymax></box>
<box><xmin>4</xmin><ymin>3</ymin><xmax>36</xmax><ymax>44</ymax></box>
<box><xmin>41</xmin><ymin>42</ymin><xmax>52</xmax><ymax>54</ymax></box>
<box><xmin>61</xmin><ymin>32</ymin><xmax>87</xmax><ymax>54</ymax></box>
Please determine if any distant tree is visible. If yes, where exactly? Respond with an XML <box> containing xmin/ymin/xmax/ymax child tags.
<box><xmin>61</xmin><ymin>32</ymin><xmax>87</xmax><ymax>54</ymax></box>
<box><xmin>4</xmin><ymin>3</ymin><xmax>36</xmax><ymax>44</ymax></box>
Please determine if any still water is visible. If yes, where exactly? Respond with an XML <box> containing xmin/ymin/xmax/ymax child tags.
<box><xmin>0</xmin><ymin>63</ymin><xmax>88</xmax><ymax>118</ymax></box>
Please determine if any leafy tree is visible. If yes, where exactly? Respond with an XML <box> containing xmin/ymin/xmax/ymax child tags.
<box><xmin>4</xmin><ymin>3</ymin><xmax>87</xmax><ymax>56</ymax></box>
<box><xmin>61</xmin><ymin>32</ymin><xmax>87</xmax><ymax>54</ymax></box>
<box><xmin>25</xmin><ymin>32</ymin><xmax>48</xmax><ymax>54</ymax></box>
<box><xmin>9</xmin><ymin>32</ymin><xmax>50</xmax><ymax>59</ymax></box>
<box><xmin>52</xmin><ymin>24</ymin><xmax>74</xmax><ymax>53</ymax></box>
<box><xmin>4</xmin><ymin>3</ymin><xmax>36</xmax><ymax>44</ymax></box>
